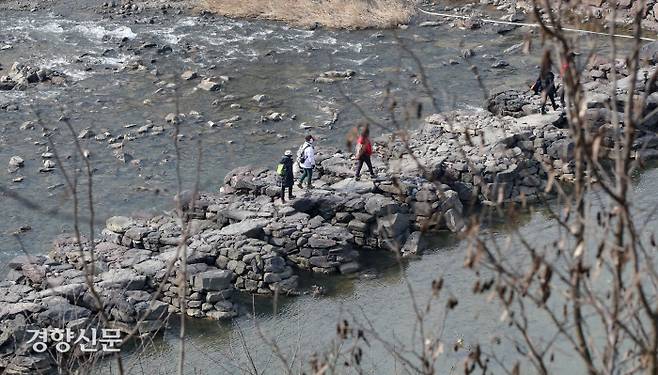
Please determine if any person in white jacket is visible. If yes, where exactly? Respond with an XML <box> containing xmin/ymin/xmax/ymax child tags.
<box><xmin>297</xmin><ymin>135</ymin><xmax>316</xmax><ymax>189</ymax></box>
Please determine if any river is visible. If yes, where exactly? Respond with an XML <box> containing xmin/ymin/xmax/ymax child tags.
<box><xmin>0</xmin><ymin>2</ymin><xmax>648</xmax><ymax>374</ymax></box>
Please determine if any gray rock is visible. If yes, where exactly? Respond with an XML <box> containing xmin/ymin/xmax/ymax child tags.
<box><xmin>252</xmin><ymin>94</ymin><xmax>267</xmax><ymax>103</ymax></box>
<box><xmin>124</xmin><ymin>226</ymin><xmax>152</xmax><ymax>240</ymax></box>
<box><xmin>309</xmin><ymin>256</ymin><xmax>339</xmax><ymax>269</ymax></box>
<box><xmin>38</xmin><ymin>302</ymin><xmax>91</xmax><ymax>328</ymax></box>
<box><xmin>98</xmin><ymin>269</ymin><xmax>146</xmax><ymax>290</ymax></box>
<box><xmin>273</xmin><ymin>275</ymin><xmax>299</xmax><ymax>294</ymax></box>
<box><xmin>401</xmin><ymin>231</ymin><xmax>426</xmax><ymax>256</ymax></box>
<box><xmin>37</xmin><ymin>283</ymin><xmax>86</xmax><ymax>300</ymax></box>
<box><xmin>137</xmin><ymin>319</ymin><xmax>165</xmax><ymax>333</ymax></box>
<box><xmin>347</xmin><ymin>220</ymin><xmax>368</xmax><ymax>232</ymax></box>
<box><xmin>308</xmin><ymin>236</ymin><xmax>337</xmax><ymax>248</ymax></box>
<box><xmin>193</xmin><ymin>269</ymin><xmax>234</xmax><ymax>291</ymax></box>
<box><xmin>8</xmin><ymin>155</ymin><xmax>24</xmax><ymax>172</ymax></box>
<box><xmin>106</xmin><ymin>216</ymin><xmax>133</xmax><ymax>233</ymax></box>
<box><xmin>198</xmin><ymin>78</ymin><xmax>221</xmax><ymax>91</ymax></box>
<box><xmin>0</xmin><ymin>302</ymin><xmax>41</xmax><ymax>320</ymax></box>
<box><xmin>315</xmin><ymin>69</ymin><xmax>355</xmax><ymax>83</ymax></box>
<box><xmin>206</xmin><ymin>289</ymin><xmax>234</xmax><ymax>302</ymax></box>
<box><xmin>264</xmin><ymin>256</ymin><xmax>286</xmax><ymax>273</ymax></box>
<box><xmin>547</xmin><ymin>138</ymin><xmax>575</xmax><ymax>160</ymax></box>
<box><xmin>263</xmin><ymin>272</ymin><xmax>282</xmax><ymax>283</ymax></box>
<box><xmin>329</xmin><ymin>179</ymin><xmax>373</xmax><ymax>193</ymax></box>
<box><xmin>7</xmin><ymin>255</ymin><xmax>46</xmax><ymax>270</ymax></box>
<box><xmin>376</xmin><ymin>213</ymin><xmax>410</xmax><ymax>249</ymax></box>
<box><xmin>133</xmin><ymin>259</ymin><xmax>165</xmax><ymax>277</ymax></box>
<box><xmin>365</xmin><ymin>195</ymin><xmax>400</xmax><ymax>216</ymax></box>
<box><xmin>338</xmin><ymin>261</ymin><xmax>360</xmax><ymax>274</ymax></box>
<box><xmin>77</xmin><ymin>128</ymin><xmax>95</xmax><ymax>139</ymax></box>
<box><xmin>134</xmin><ymin>300</ymin><xmax>168</xmax><ymax>320</ymax></box>
<box><xmin>181</xmin><ymin>70</ymin><xmax>198</xmax><ymax>80</ymax></box>
<box><xmin>444</xmin><ymin>208</ymin><xmax>465</xmax><ymax>232</ymax></box>
<box><xmin>219</xmin><ymin>219</ymin><xmax>269</xmax><ymax>238</ymax></box>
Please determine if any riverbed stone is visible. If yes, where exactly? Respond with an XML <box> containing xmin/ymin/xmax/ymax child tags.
<box><xmin>219</xmin><ymin>219</ymin><xmax>268</xmax><ymax>238</ymax></box>
<box><xmin>198</xmin><ymin>78</ymin><xmax>221</xmax><ymax>91</ymax></box>
<box><xmin>8</xmin><ymin>155</ymin><xmax>24</xmax><ymax>172</ymax></box>
<box><xmin>365</xmin><ymin>195</ymin><xmax>400</xmax><ymax>216</ymax></box>
<box><xmin>106</xmin><ymin>216</ymin><xmax>134</xmax><ymax>233</ymax></box>
<box><xmin>193</xmin><ymin>269</ymin><xmax>233</xmax><ymax>291</ymax></box>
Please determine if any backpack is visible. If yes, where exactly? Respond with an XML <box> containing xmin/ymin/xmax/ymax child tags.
<box><xmin>276</xmin><ymin>163</ymin><xmax>285</xmax><ymax>176</ymax></box>
<box><xmin>298</xmin><ymin>145</ymin><xmax>310</xmax><ymax>164</ymax></box>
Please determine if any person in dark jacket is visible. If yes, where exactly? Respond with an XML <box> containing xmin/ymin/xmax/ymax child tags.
<box><xmin>279</xmin><ymin>150</ymin><xmax>295</xmax><ymax>203</ymax></box>
<box><xmin>531</xmin><ymin>51</ymin><xmax>560</xmax><ymax>114</ymax></box>
<box><xmin>540</xmin><ymin>70</ymin><xmax>558</xmax><ymax>114</ymax></box>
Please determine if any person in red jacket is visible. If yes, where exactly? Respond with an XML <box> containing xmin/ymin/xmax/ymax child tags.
<box><xmin>354</xmin><ymin>126</ymin><xmax>376</xmax><ymax>181</ymax></box>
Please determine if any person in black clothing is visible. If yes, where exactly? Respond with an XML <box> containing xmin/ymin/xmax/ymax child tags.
<box><xmin>532</xmin><ymin>70</ymin><xmax>558</xmax><ymax>114</ymax></box>
<box><xmin>531</xmin><ymin>51</ymin><xmax>560</xmax><ymax>115</ymax></box>
<box><xmin>280</xmin><ymin>150</ymin><xmax>295</xmax><ymax>203</ymax></box>
<box><xmin>541</xmin><ymin>70</ymin><xmax>558</xmax><ymax>114</ymax></box>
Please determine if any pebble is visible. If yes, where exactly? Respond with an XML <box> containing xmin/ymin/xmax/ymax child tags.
<box><xmin>252</xmin><ymin>94</ymin><xmax>267</xmax><ymax>103</ymax></box>
<box><xmin>8</xmin><ymin>155</ymin><xmax>24</xmax><ymax>172</ymax></box>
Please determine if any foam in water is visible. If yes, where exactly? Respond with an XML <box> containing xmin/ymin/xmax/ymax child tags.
<box><xmin>71</xmin><ymin>24</ymin><xmax>137</xmax><ymax>40</ymax></box>
<box><xmin>36</xmin><ymin>22</ymin><xmax>65</xmax><ymax>34</ymax></box>
<box><xmin>176</xmin><ymin>17</ymin><xmax>198</xmax><ymax>27</ymax></box>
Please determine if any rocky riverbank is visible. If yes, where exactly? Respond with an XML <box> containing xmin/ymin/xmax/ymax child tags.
<box><xmin>5</xmin><ymin>22</ymin><xmax>658</xmax><ymax>372</ymax></box>
<box><xmin>5</xmin><ymin>81</ymin><xmax>658</xmax><ymax>371</ymax></box>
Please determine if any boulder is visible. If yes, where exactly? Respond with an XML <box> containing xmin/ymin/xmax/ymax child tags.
<box><xmin>401</xmin><ymin>231</ymin><xmax>427</xmax><ymax>256</ymax></box>
<box><xmin>7</xmin><ymin>255</ymin><xmax>46</xmax><ymax>270</ymax></box>
<box><xmin>365</xmin><ymin>195</ymin><xmax>400</xmax><ymax>216</ymax></box>
<box><xmin>106</xmin><ymin>216</ymin><xmax>133</xmax><ymax>233</ymax></box>
<box><xmin>37</xmin><ymin>283</ymin><xmax>86</xmax><ymax>300</ymax></box>
<box><xmin>444</xmin><ymin>208</ymin><xmax>465</xmax><ymax>232</ymax></box>
<box><xmin>308</xmin><ymin>236</ymin><xmax>337</xmax><ymax>248</ymax></box>
<box><xmin>8</xmin><ymin>155</ymin><xmax>24</xmax><ymax>172</ymax></box>
<box><xmin>133</xmin><ymin>259</ymin><xmax>166</xmax><ymax>277</ymax></box>
<box><xmin>338</xmin><ymin>261</ymin><xmax>360</xmax><ymax>274</ymax></box>
<box><xmin>134</xmin><ymin>300</ymin><xmax>168</xmax><ymax>320</ymax></box>
<box><xmin>219</xmin><ymin>219</ymin><xmax>268</xmax><ymax>238</ymax></box>
<box><xmin>124</xmin><ymin>226</ymin><xmax>152</xmax><ymax>241</ymax></box>
<box><xmin>547</xmin><ymin>138</ymin><xmax>575</xmax><ymax>160</ymax></box>
<box><xmin>193</xmin><ymin>269</ymin><xmax>234</xmax><ymax>291</ymax></box>
<box><xmin>376</xmin><ymin>213</ymin><xmax>410</xmax><ymax>251</ymax></box>
<box><xmin>98</xmin><ymin>269</ymin><xmax>146</xmax><ymax>290</ymax></box>
<box><xmin>329</xmin><ymin>178</ymin><xmax>374</xmax><ymax>193</ymax></box>
<box><xmin>223</xmin><ymin>166</ymin><xmax>257</xmax><ymax>191</ymax></box>
<box><xmin>37</xmin><ymin>302</ymin><xmax>91</xmax><ymax>328</ymax></box>
<box><xmin>264</xmin><ymin>256</ymin><xmax>286</xmax><ymax>273</ymax></box>
<box><xmin>0</xmin><ymin>302</ymin><xmax>41</xmax><ymax>320</ymax></box>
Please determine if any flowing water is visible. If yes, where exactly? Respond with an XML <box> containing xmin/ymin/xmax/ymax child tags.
<box><xmin>0</xmin><ymin>3</ymin><xmax>650</xmax><ymax>373</ymax></box>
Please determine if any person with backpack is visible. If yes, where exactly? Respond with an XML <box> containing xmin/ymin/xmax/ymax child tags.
<box><xmin>276</xmin><ymin>150</ymin><xmax>295</xmax><ymax>203</ymax></box>
<box><xmin>297</xmin><ymin>135</ymin><xmax>316</xmax><ymax>189</ymax></box>
<box><xmin>354</xmin><ymin>126</ymin><xmax>376</xmax><ymax>181</ymax></box>
<box><xmin>531</xmin><ymin>52</ymin><xmax>560</xmax><ymax>115</ymax></box>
